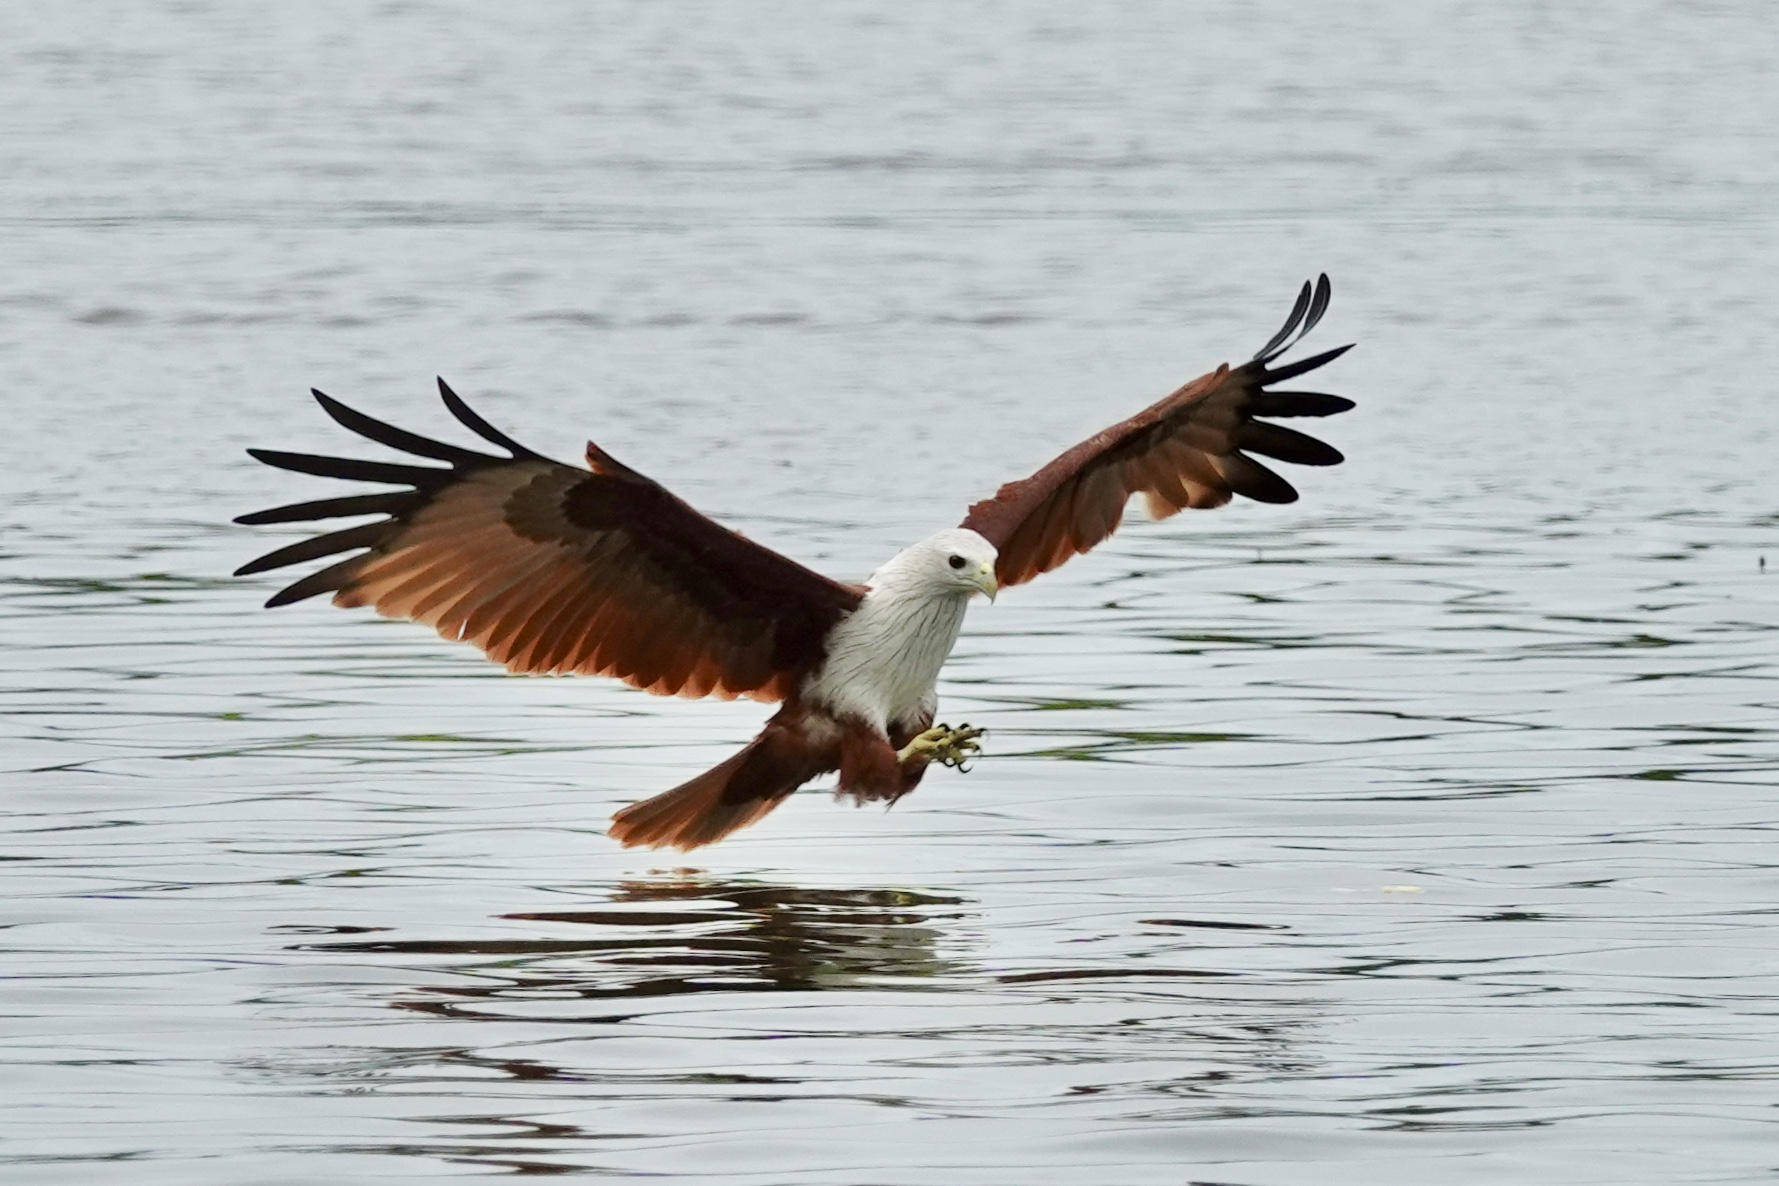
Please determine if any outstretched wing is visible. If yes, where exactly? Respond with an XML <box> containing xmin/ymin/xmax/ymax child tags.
<box><xmin>959</xmin><ymin>275</ymin><xmax>1355</xmax><ymax>588</ymax></box>
<box><xmin>235</xmin><ymin>381</ymin><xmax>863</xmax><ymax>701</ymax></box>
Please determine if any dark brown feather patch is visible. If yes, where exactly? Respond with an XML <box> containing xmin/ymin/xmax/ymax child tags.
<box><xmin>235</xmin><ymin>384</ymin><xmax>863</xmax><ymax>701</ymax></box>
<box><xmin>960</xmin><ymin>276</ymin><xmax>1355</xmax><ymax>587</ymax></box>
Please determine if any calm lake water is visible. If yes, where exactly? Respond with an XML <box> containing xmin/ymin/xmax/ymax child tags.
<box><xmin>4</xmin><ymin>3</ymin><xmax>1778</xmax><ymax>1183</ymax></box>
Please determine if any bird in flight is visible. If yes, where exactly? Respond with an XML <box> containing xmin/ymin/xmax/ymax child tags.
<box><xmin>235</xmin><ymin>276</ymin><xmax>1354</xmax><ymax>850</ymax></box>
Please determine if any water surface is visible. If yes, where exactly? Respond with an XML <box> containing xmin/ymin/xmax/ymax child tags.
<box><xmin>4</xmin><ymin>3</ymin><xmax>1778</xmax><ymax>1182</ymax></box>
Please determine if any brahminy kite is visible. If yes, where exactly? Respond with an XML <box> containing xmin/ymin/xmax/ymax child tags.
<box><xmin>235</xmin><ymin>276</ymin><xmax>1354</xmax><ymax>849</ymax></box>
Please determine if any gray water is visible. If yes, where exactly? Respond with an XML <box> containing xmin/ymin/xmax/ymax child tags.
<box><xmin>4</xmin><ymin>2</ymin><xmax>1778</xmax><ymax>1182</ymax></box>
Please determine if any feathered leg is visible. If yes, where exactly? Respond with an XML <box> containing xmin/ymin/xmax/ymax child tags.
<box><xmin>839</xmin><ymin>717</ymin><xmax>962</xmax><ymax>806</ymax></box>
<box><xmin>838</xmin><ymin>727</ymin><xmax>906</xmax><ymax>804</ymax></box>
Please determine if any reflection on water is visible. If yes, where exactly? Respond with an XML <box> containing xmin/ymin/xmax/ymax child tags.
<box><xmin>253</xmin><ymin>881</ymin><xmax>988</xmax><ymax>1176</ymax></box>
<box><xmin>303</xmin><ymin>879</ymin><xmax>973</xmax><ymax>1014</ymax></box>
<box><xmin>6</xmin><ymin>0</ymin><xmax>1779</xmax><ymax>1182</ymax></box>
<box><xmin>259</xmin><ymin>877</ymin><xmax>1324</xmax><ymax>1178</ymax></box>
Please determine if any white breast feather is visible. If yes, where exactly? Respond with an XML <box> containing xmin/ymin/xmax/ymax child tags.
<box><xmin>802</xmin><ymin>584</ymin><xmax>969</xmax><ymax>732</ymax></box>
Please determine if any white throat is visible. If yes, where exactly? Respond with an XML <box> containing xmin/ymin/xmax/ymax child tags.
<box><xmin>801</xmin><ymin>558</ymin><xmax>974</xmax><ymax>732</ymax></box>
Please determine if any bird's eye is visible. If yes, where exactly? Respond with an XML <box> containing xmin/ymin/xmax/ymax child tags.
<box><xmin>948</xmin><ymin>554</ymin><xmax>967</xmax><ymax>570</ymax></box>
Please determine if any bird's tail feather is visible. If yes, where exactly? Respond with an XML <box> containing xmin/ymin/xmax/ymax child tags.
<box><xmin>609</xmin><ymin>731</ymin><xmax>824</xmax><ymax>850</ymax></box>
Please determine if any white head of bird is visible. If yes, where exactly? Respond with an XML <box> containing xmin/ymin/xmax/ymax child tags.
<box><xmin>868</xmin><ymin>528</ymin><xmax>998</xmax><ymax>602</ymax></box>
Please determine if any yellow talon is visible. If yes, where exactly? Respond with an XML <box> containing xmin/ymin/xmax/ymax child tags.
<box><xmin>898</xmin><ymin>723</ymin><xmax>985</xmax><ymax>770</ymax></box>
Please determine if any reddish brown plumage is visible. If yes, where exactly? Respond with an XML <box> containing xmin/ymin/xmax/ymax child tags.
<box><xmin>608</xmin><ymin>706</ymin><xmax>839</xmax><ymax>849</ymax></box>
<box><xmin>236</xmin><ymin>279</ymin><xmax>1355</xmax><ymax>852</ymax></box>
<box><xmin>235</xmin><ymin>380</ymin><xmax>862</xmax><ymax>703</ymax></box>
<box><xmin>606</xmin><ymin>707</ymin><xmax>931</xmax><ymax>850</ymax></box>
<box><xmin>960</xmin><ymin>275</ymin><xmax>1352</xmax><ymax>588</ymax></box>
<box><xmin>838</xmin><ymin>712</ymin><xmax>933</xmax><ymax>805</ymax></box>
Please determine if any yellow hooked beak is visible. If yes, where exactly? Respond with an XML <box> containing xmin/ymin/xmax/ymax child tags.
<box><xmin>972</xmin><ymin>562</ymin><xmax>998</xmax><ymax>603</ymax></box>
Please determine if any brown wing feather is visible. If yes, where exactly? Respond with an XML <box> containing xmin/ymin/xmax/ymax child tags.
<box><xmin>960</xmin><ymin>275</ymin><xmax>1356</xmax><ymax>587</ymax></box>
<box><xmin>235</xmin><ymin>381</ymin><xmax>863</xmax><ymax>701</ymax></box>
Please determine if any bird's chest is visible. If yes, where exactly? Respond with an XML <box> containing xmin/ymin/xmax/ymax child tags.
<box><xmin>802</xmin><ymin>591</ymin><xmax>968</xmax><ymax>729</ymax></box>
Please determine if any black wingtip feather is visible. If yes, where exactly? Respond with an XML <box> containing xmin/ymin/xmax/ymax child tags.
<box><xmin>1240</xmin><ymin>422</ymin><xmax>1346</xmax><ymax>467</ymax></box>
<box><xmin>1250</xmin><ymin>391</ymin><xmax>1356</xmax><ymax>418</ymax></box>
<box><xmin>1301</xmin><ymin>274</ymin><xmax>1332</xmax><ymax>338</ymax></box>
<box><xmin>234</xmin><ymin>521</ymin><xmax>391</xmax><ymax>576</ymax></box>
<box><xmin>233</xmin><ymin>492</ymin><xmax>423</xmax><ymax>526</ymax></box>
<box><xmin>1254</xmin><ymin>274</ymin><xmax>1339</xmax><ymax>364</ymax></box>
<box><xmin>1253</xmin><ymin>280</ymin><xmax>1314</xmax><ymax>362</ymax></box>
<box><xmin>311</xmin><ymin>389</ymin><xmax>491</xmax><ymax>466</ymax></box>
<box><xmin>1240</xmin><ymin>474</ymin><xmax>1301</xmax><ymax>505</ymax></box>
<box><xmin>1261</xmin><ymin>342</ymin><xmax>1355</xmax><ymax>384</ymax></box>
<box><xmin>261</xmin><ymin>555</ymin><xmax>369</xmax><ymax>608</ymax></box>
<box><xmin>245</xmin><ymin>448</ymin><xmax>452</xmax><ymax>487</ymax></box>
<box><xmin>437</xmin><ymin>378</ymin><xmax>543</xmax><ymax>460</ymax></box>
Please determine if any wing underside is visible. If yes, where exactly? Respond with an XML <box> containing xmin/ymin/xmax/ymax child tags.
<box><xmin>235</xmin><ymin>381</ymin><xmax>862</xmax><ymax>700</ymax></box>
<box><xmin>960</xmin><ymin>275</ymin><xmax>1355</xmax><ymax>587</ymax></box>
